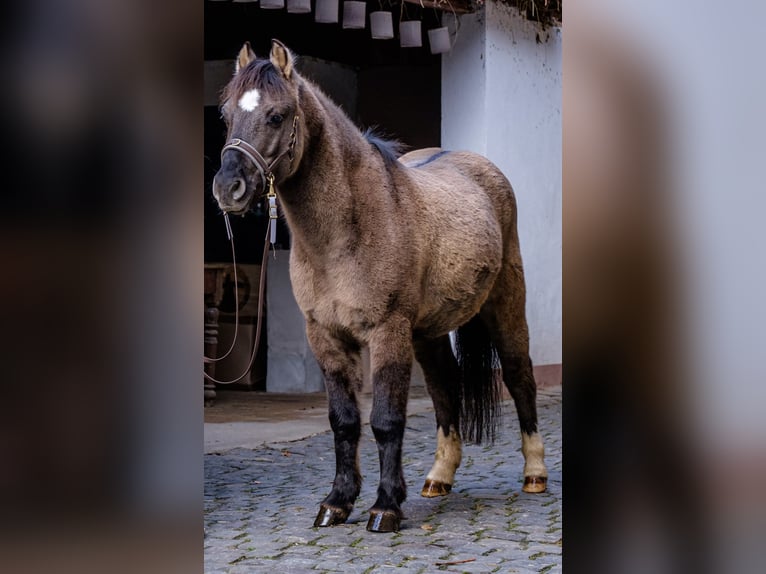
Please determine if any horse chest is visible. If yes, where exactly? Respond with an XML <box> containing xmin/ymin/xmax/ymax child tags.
<box><xmin>314</xmin><ymin>297</ymin><xmax>372</xmax><ymax>333</ymax></box>
<box><xmin>290</xmin><ymin>256</ymin><xmax>378</xmax><ymax>334</ymax></box>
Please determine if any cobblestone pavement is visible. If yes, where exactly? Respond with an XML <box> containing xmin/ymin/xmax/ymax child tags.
<box><xmin>204</xmin><ymin>386</ymin><xmax>561</xmax><ymax>573</ymax></box>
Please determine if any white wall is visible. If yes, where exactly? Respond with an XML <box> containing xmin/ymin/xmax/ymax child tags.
<box><xmin>443</xmin><ymin>4</ymin><xmax>562</xmax><ymax>366</ymax></box>
<box><xmin>441</xmin><ymin>13</ymin><xmax>488</xmax><ymax>155</ymax></box>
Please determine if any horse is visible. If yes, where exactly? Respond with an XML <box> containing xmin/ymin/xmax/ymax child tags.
<box><xmin>212</xmin><ymin>40</ymin><xmax>548</xmax><ymax>533</ymax></box>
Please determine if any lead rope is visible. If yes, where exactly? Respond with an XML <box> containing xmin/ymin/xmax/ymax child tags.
<box><xmin>203</xmin><ymin>213</ymin><xmax>274</xmax><ymax>385</ymax></box>
<box><xmin>205</xmin><ymin>172</ymin><xmax>279</xmax><ymax>366</ymax></box>
<box><xmin>266</xmin><ymin>174</ymin><xmax>278</xmax><ymax>250</ymax></box>
<box><xmin>204</xmin><ymin>115</ymin><xmax>295</xmax><ymax>384</ymax></box>
<box><xmin>203</xmin><ymin>213</ymin><xmax>239</xmax><ymax>364</ymax></box>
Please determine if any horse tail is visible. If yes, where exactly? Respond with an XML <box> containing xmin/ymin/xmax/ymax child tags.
<box><xmin>455</xmin><ymin>315</ymin><xmax>501</xmax><ymax>444</ymax></box>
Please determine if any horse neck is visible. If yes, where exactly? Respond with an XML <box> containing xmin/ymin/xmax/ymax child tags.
<box><xmin>278</xmin><ymin>81</ymin><xmax>375</xmax><ymax>256</ymax></box>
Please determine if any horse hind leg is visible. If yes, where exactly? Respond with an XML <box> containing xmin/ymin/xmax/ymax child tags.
<box><xmin>414</xmin><ymin>336</ymin><xmax>462</xmax><ymax>498</ymax></box>
<box><xmin>481</xmin><ymin>267</ymin><xmax>548</xmax><ymax>493</ymax></box>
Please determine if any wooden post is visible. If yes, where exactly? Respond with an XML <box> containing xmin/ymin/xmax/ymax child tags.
<box><xmin>204</xmin><ymin>305</ymin><xmax>220</xmax><ymax>406</ymax></box>
<box><xmin>204</xmin><ymin>264</ymin><xmax>227</xmax><ymax>407</ymax></box>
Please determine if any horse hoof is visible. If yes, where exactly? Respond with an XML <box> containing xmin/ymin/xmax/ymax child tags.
<box><xmin>366</xmin><ymin>510</ymin><xmax>401</xmax><ymax>533</ymax></box>
<box><xmin>313</xmin><ymin>504</ymin><xmax>349</xmax><ymax>527</ymax></box>
<box><xmin>522</xmin><ymin>476</ymin><xmax>547</xmax><ymax>493</ymax></box>
<box><xmin>421</xmin><ymin>479</ymin><xmax>452</xmax><ymax>498</ymax></box>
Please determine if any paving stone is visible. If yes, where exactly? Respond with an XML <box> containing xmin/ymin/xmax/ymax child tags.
<box><xmin>205</xmin><ymin>388</ymin><xmax>561</xmax><ymax>573</ymax></box>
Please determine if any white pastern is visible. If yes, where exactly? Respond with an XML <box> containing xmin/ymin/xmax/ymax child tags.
<box><xmin>238</xmin><ymin>89</ymin><xmax>260</xmax><ymax>112</ymax></box>
<box><xmin>521</xmin><ymin>432</ymin><xmax>547</xmax><ymax>478</ymax></box>
<box><xmin>426</xmin><ymin>425</ymin><xmax>462</xmax><ymax>485</ymax></box>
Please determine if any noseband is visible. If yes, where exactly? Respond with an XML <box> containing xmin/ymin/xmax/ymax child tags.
<box><xmin>220</xmin><ymin>114</ymin><xmax>300</xmax><ymax>192</ymax></box>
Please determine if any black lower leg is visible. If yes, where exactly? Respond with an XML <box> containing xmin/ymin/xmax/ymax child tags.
<box><xmin>501</xmin><ymin>353</ymin><xmax>539</xmax><ymax>436</ymax></box>
<box><xmin>325</xmin><ymin>384</ymin><xmax>361</xmax><ymax>508</ymax></box>
<box><xmin>415</xmin><ymin>336</ymin><xmax>461</xmax><ymax>434</ymax></box>
<box><xmin>314</xmin><ymin>371</ymin><xmax>361</xmax><ymax>527</ymax></box>
<box><xmin>368</xmin><ymin>362</ymin><xmax>410</xmax><ymax>531</ymax></box>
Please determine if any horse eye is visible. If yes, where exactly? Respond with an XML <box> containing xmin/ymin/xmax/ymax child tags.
<box><xmin>268</xmin><ymin>114</ymin><xmax>284</xmax><ymax>127</ymax></box>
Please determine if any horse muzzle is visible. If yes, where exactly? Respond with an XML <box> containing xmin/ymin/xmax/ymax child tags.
<box><xmin>212</xmin><ymin>170</ymin><xmax>254</xmax><ymax>215</ymax></box>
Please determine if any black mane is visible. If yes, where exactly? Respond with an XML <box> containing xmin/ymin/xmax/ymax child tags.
<box><xmin>363</xmin><ymin>128</ymin><xmax>406</xmax><ymax>169</ymax></box>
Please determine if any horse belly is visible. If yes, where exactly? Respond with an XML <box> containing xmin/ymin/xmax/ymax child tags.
<box><xmin>415</xmin><ymin>245</ymin><xmax>502</xmax><ymax>337</ymax></box>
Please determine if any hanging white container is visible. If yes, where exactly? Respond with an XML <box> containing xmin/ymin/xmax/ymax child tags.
<box><xmin>342</xmin><ymin>1</ymin><xmax>366</xmax><ymax>29</ymax></box>
<box><xmin>370</xmin><ymin>11</ymin><xmax>394</xmax><ymax>39</ymax></box>
<box><xmin>286</xmin><ymin>0</ymin><xmax>311</xmax><ymax>13</ymax></box>
<box><xmin>315</xmin><ymin>0</ymin><xmax>339</xmax><ymax>23</ymax></box>
<box><xmin>399</xmin><ymin>20</ymin><xmax>422</xmax><ymax>48</ymax></box>
<box><xmin>428</xmin><ymin>26</ymin><xmax>451</xmax><ymax>54</ymax></box>
<box><xmin>260</xmin><ymin>0</ymin><xmax>285</xmax><ymax>8</ymax></box>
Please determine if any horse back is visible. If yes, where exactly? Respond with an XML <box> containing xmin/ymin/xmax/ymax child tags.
<box><xmin>400</xmin><ymin>148</ymin><xmax>518</xmax><ymax>240</ymax></box>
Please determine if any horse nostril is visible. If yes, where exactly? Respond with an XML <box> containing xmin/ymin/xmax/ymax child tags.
<box><xmin>229</xmin><ymin>178</ymin><xmax>246</xmax><ymax>201</ymax></box>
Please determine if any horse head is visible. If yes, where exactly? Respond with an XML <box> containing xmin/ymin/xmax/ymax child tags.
<box><xmin>213</xmin><ymin>40</ymin><xmax>305</xmax><ymax>215</ymax></box>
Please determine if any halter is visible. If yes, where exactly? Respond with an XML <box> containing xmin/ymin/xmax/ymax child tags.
<box><xmin>220</xmin><ymin>114</ymin><xmax>300</xmax><ymax>193</ymax></box>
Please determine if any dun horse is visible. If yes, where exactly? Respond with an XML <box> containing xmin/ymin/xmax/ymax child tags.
<box><xmin>212</xmin><ymin>40</ymin><xmax>547</xmax><ymax>533</ymax></box>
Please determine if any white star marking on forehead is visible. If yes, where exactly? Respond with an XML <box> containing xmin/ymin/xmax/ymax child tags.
<box><xmin>238</xmin><ymin>88</ymin><xmax>261</xmax><ymax>112</ymax></box>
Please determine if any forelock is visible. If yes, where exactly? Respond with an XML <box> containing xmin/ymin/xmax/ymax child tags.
<box><xmin>224</xmin><ymin>60</ymin><xmax>290</xmax><ymax>103</ymax></box>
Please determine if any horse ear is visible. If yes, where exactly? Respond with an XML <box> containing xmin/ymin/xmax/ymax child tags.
<box><xmin>235</xmin><ymin>42</ymin><xmax>256</xmax><ymax>75</ymax></box>
<box><xmin>270</xmin><ymin>39</ymin><xmax>294</xmax><ymax>80</ymax></box>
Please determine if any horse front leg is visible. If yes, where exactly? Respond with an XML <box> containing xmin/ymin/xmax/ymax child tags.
<box><xmin>307</xmin><ymin>322</ymin><xmax>364</xmax><ymax>528</ymax></box>
<box><xmin>366</xmin><ymin>317</ymin><xmax>413</xmax><ymax>533</ymax></box>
